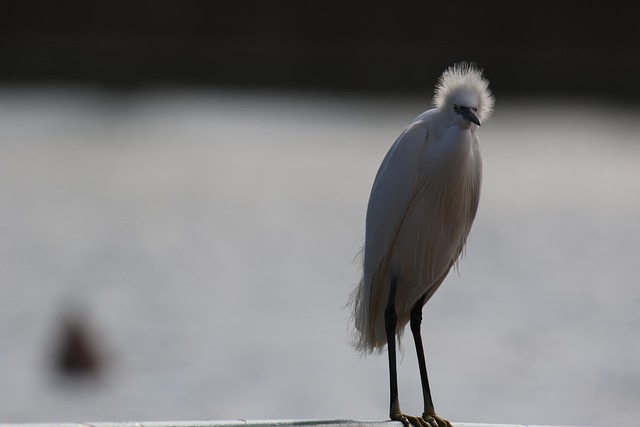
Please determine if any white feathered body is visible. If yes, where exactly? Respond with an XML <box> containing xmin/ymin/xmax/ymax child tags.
<box><xmin>351</xmin><ymin>107</ymin><xmax>483</xmax><ymax>353</ymax></box>
<box><xmin>350</xmin><ymin>63</ymin><xmax>493</xmax><ymax>354</ymax></box>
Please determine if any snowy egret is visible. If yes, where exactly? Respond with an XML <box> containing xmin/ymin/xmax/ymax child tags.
<box><xmin>350</xmin><ymin>63</ymin><xmax>494</xmax><ymax>427</ymax></box>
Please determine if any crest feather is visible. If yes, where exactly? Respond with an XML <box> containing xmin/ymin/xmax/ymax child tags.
<box><xmin>433</xmin><ymin>62</ymin><xmax>495</xmax><ymax>122</ymax></box>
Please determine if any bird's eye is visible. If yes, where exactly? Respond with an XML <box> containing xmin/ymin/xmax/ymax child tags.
<box><xmin>453</xmin><ymin>105</ymin><xmax>459</xmax><ymax>112</ymax></box>
<box><xmin>473</xmin><ymin>107</ymin><xmax>478</xmax><ymax>112</ymax></box>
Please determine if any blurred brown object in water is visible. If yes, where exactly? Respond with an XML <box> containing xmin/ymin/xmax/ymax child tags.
<box><xmin>55</xmin><ymin>315</ymin><xmax>102</xmax><ymax>376</ymax></box>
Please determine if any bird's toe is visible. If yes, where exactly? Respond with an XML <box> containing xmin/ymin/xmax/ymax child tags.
<box><xmin>391</xmin><ymin>413</ymin><xmax>444</xmax><ymax>427</ymax></box>
<box><xmin>390</xmin><ymin>412</ymin><xmax>411</xmax><ymax>427</ymax></box>
<box><xmin>422</xmin><ymin>411</ymin><xmax>452</xmax><ymax>427</ymax></box>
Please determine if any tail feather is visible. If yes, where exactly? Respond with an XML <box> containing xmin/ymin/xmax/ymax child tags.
<box><xmin>348</xmin><ymin>278</ymin><xmax>371</xmax><ymax>354</ymax></box>
<box><xmin>349</xmin><ymin>276</ymin><xmax>391</xmax><ymax>356</ymax></box>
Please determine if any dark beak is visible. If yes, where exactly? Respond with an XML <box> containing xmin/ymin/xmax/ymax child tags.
<box><xmin>459</xmin><ymin>106</ymin><xmax>481</xmax><ymax>126</ymax></box>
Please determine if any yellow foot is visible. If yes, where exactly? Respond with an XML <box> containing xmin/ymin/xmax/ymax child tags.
<box><xmin>391</xmin><ymin>411</ymin><xmax>452</xmax><ymax>427</ymax></box>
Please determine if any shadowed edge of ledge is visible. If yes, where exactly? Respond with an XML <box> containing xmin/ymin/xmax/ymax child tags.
<box><xmin>0</xmin><ymin>418</ymin><xmax>587</xmax><ymax>427</ymax></box>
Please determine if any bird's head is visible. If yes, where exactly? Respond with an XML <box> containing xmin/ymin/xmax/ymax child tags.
<box><xmin>433</xmin><ymin>62</ymin><xmax>494</xmax><ymax>129</ymax></box>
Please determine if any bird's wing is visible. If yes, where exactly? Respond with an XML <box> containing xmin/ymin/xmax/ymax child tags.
<box><xmin>362</xmin><ymin>118</ymin><xmax>431</xmax><ymax>338</ymax></box>
<box><xmin>364</xmin><ymin>124</ymin><xmax>428</xmax><ymax>273</ymax></box>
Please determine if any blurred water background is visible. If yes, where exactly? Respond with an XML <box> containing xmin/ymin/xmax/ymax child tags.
<box><xmin>0</xmin><ymin>88</ymin><xmax>638</xmax><ymax>427</ymax></box>
<box><xmin>3</xmin><ymin>2</ymin><xmax>640</xmax><ymax>427</ymax></box>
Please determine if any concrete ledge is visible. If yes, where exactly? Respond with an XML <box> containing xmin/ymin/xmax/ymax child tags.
<box><xmin>0</xmin><ymin>419</ymin><xmax>583</xmax><ymax>427</ymax></box>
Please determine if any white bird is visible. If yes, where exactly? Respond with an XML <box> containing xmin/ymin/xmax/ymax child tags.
<box><xmin>349</xmin><ymin>62</ymin><xmax>494</xmax><ymax>427</ymax></box>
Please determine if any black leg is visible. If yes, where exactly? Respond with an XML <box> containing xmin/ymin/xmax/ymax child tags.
<box><xmin>410</xmin><ymin>295</ymin><xmax>452</xmax><ymax>427</ymax></box>
<box><xmin>385</xmin><ymin>276</ymin><xmax>404</xmax><ymax>423</ymax></box>
<box><xmin>410</xmin><ymin>295</ymin><xmax>434</xmax><ymax>415</ymax></box>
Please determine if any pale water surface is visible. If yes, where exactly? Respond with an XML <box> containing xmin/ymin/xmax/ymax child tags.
<box><xmin>0</xmin><ymin>89</ymin><xmax>639</xmax><ymax>426</ymax></box>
